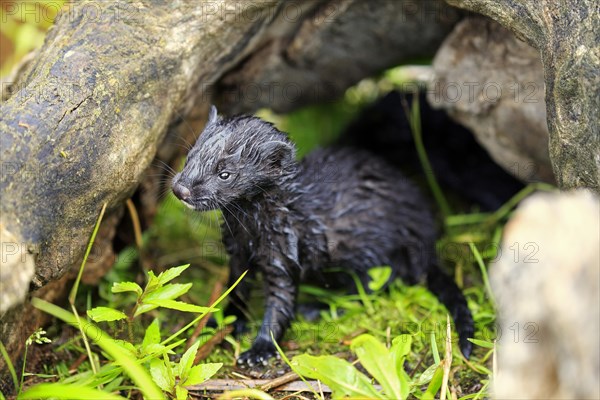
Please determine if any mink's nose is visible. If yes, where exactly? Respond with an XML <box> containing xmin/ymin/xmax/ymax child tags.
<box><xmin>172</xmin><ymin>182</ymin><xmax>191</xmax><ymax>201</ymax></box>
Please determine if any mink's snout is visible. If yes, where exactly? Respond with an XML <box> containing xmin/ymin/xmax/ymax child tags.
<box><xmin>172</xmin><ymin>181</ymin><xmax>191</xmax><ymax>201</ymax></box>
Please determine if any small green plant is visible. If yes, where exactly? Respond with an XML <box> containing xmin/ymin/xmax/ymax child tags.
<box><xmin>87</xmin><ymin>264</ymin><xmax>213</xmax><ymax>329</ymax></box>
<box><xmin>19</xmin><ymin>329</ymin><xmax>52</xmax><ymax>393</ymax></box>
<box><xmin>150</xmin><ymin>339</ymin><xmax>222</xmax><ymax>400</ymax></box>
<box><xmin>86</xmin><ymin>263</ymin><xmax>224</xmax><ymax>397</ymax></box>
<box><xmin>0</xmin><ymin>328</ymin><xmax>53</xmax><ymax>397</ymax></box>
<box><xmin>24</xmin><ymin>262</ymin><xmax>245</xmax><ymax>399</ymax></box>
<box><xmin>291</xmin><ymin>333</ymin><xmax>444</xmax><ymax>399</ymax></box>
<box><xmin>14</xmin><ymin>204</ymin><xmax>245</xmax><ymax>399</ymax></box>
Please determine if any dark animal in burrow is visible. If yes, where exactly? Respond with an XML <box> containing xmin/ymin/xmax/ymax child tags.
<box><xmin>172</xmin><ymin>106</ymin><xmax>473</xmax><ymax>366</ymax></box>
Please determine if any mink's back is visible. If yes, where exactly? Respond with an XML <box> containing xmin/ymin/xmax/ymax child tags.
<box><xmin>296</xmin><ymin>146</ymin><xmax>437</xmax><ymax>285</ymax></box>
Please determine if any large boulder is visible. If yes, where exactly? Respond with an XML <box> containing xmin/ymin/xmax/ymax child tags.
<box><xmin>492</xmin><ymin>190</ymin><xmax>599</xmax><ymax>399</ymax></box>
<box><xmin>428</xmin><ymin>17</ymin><xmax>554</xmax><ymax>183</ymax></box>
<box><xmin>444</xmin><ymin>0</ymin><xmax>599</xmax><ymax>192</ymax></box>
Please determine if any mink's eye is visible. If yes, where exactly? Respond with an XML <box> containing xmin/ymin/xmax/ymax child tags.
<box><xmin>218</xmin><ymin>171</ymin><xmax>231</xmax><ymax>181</ymax></box>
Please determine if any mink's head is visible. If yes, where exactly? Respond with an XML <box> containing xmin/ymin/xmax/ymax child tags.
<box><xmin>172</xmin><ymin>106</ymin><xmax>297</xmax><ymax>211</ymax></box>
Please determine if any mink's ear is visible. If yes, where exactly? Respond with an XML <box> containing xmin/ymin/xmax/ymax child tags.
<box><xmin>259</xmin><ymin>140</ymin><xmax>295</xmax><ymax>172</ymax></box>
<box><xmin>207</xmin><ymin>105</ymin><xmax>218</xmax><ymax>125</ymax></box>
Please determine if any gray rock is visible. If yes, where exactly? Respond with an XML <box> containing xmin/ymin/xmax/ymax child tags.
<box><xmin>443</xmin><ymin>0</ymin><xmax>599</xmax><ymax>193</ymax></box>
<box><xmin>428</xmin><ymin>17</ymin><xmax>555</xmax><ymax>184</ymax></box>
<box><xmin>0</xmin><ymin>224</ymin><xmax>35</xmax><ymax>315</ymax></box>
<box><xmin>491</xmin><ymin>190</ymin><xmax>600</xmax><ymax>399</ymax></box>
<box><xmin>216</xmin><ymin>0</ymin><xmax>463</xmax><ymax>114</ymax></box>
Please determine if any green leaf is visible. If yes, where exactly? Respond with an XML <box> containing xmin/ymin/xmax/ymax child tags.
<box><xmin>178</xmin><ymin>341</ymin><xmax>200</xmax><ymax>380</ymax></box>
<box><xmin>367</xmin><ymin>266</ymin><xmax>392</xmax><ymax>291</ymax></box>
<box><xmin>291</xmin><ymin>354</ymin><xmax>381</xmax><ymax>399</ymax></box>
<box><xmin>160</xmin><ymin>270</ymin><xmax>248</xmax><ymax>347</ymax></box>
<box><xmin>135</xmin><ymin>283</ymin><xmax>193</xmax><ymax>317</ymax></box>
<box><xmin>142</xmin><ymin>319</ymin><xmax>161</xmax><ymax>349</ymax></box>
<box><xmin>132</xmin><ymin>303</ymin><xmax>157</xmax><ymax>317</ymax></box>
<box><xmin>86</xmin><ymin>307</ymin><xmax>127</xmax><ymax>323</ymax></box>
<box><xmin>112</xmin><ymin>282</ymin><xmax>143</xmax><ymax>297</ymax></box>
<box><xmin>19</xmin><ymin>382</ymin><xmax>126</xmax><ymax>399</ymax></box>
<box><xmin>145</xmin><ymin>283</ymin><xmax>192</xmax><ymax>302</ymax></box>
<box><xmin>175</xmin><ymin>385</ymin><xmax>188</xmax><ymax>400</ymax></box>
<box><xmin>112</xmin><ymin>340</ymin><xmax>137</xmax><ymax>357</ymax></box>
<box><xmin>414</xmin><ymin>363</ymin><xmax>439</xmax><ymax>387</ymax></box>
<box><xmin>111</xmin><ymin>246</ymin><xmax>139</xmax><ymax>273</ymax></box>
<box><xmin>421</xmin><ymin>365</ymin><xmax>444</xmax><ymax>400</ymax></box>
<box><xmin>430</xmin><ymin>332</ymin><xmax>440</xmax><ymax>365</ymax></box>
<box><xmin>183</xmin><ymin>363</ymin><xmax>223</xmax><ymax>386</ymax></box>
<box><xmin>144</xmin><ymin>299</ymin><xmax>215</xmax><ymax>314</ymax></box>
<box><xmin>32</xmin><ymin>298</ymin><xmax>166</xmax><ymax>400</ymax></box>
<box><xmin>390</xmin><ymin>335</ymin><xmax>412</xmax><ymax>399</ymax></box>
<box><xmin>392</xmin><ymin>334</ymin><xmax>412</xmax><ymax>355</ymax></box>
<box><xmin>146</xmin><ymin>270</ymin><xmax>160</xmax><ymax>292</ymax></box>
<box><xmin>468</xmin><ymin>338</ymin><xmax>495</xmax><ymax>349</ymax></box>
<box><xmin>157</xmin><ymin>264</ymin><xmax>190</xmax><ymax>285</ymax></box>
<box><xmin>143</xmin><ymin>343</ymin><xmax>172</xmax><ymax>356</ymax></box>
<box><xmin>0</xmin><ymin>340</ymin><xmax>18</xmax><ymax>394</ymax></box>
<box><xmin>103</xmin><ymin>377</ymin><xmax>124</xmax><ymax>394</ymax></box>
<box><xmin>222</xmin><ymin>315</ymin><xmax>237</xmax><ymax>326</ymax></box>
<box><xmin>150</xmin><ymin>358</ymin><xmax>174</xmax><ymax>392</ymax></box>
<box><xmin>351</xmin><ymin>334</ymin><xmax>402</xmax><ymax>399</ymax></box>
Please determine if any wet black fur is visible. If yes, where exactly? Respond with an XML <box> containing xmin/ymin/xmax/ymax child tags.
<box><xmin>339</xmin><ymin>91</ymin><xmax>524</xmax><ymax>211</ymax></box>
<box><xmin>172</xmin><ymin>106</ymin><xmax>474</xmax><ymax>366</ymax></box>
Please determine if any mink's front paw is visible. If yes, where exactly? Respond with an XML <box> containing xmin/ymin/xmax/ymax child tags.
<box><xmin>236</xmin><ymin>341</ymin><xmax>278</xmax><ymax>367</ymax></box>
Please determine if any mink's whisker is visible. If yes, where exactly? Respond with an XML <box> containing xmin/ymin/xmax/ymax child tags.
<box><xmin>221</xmin><ymin>202</ymin><xmax>251</xmax><ymax>235</ymax></box>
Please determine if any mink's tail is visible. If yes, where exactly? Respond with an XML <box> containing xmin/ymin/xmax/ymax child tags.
<box><xmin>426</xmin><ymin>266</ymin><xmax>474</xmax><ymax>358</ymax></box>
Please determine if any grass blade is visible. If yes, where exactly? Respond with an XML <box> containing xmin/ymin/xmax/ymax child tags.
<box><xmin>440</xmin><ymin>316</ymin><xmax>452</xmax><ymax>400</ymax></box>
<box><xmin>18</xmin><ymin>382</ymin><xmax>126</xmax><ymax>400</ymax></box>
<box><xmin>351</xmin><ymin>334</ymin><xmax>402</xmax><ymax>399</ymax></box>
<box><xmin>403</xmin><ymin>94</ymin><xmax>452</xmax><ymax>219</ymax></box>
<box><xmin>490</xmin><ymin>183</ymin><xmax>555</xmax><ymax>224</ymax></box>
<box><xmin>68</xmin><ymin>203</ymin><xmax>107</xmax><ymax>375</ymax></box>
<box><xmin>0</xmin><ymin>340</ymin><xmax>19</xmax><ymax>393</ymax></box>
<box><xmin>431</xmin><ymin>331</ymin><xmax>440</xmax><ymax>366</ymax></box>
<box><xmin>69</xmin><ymin>203</ymin><xmax>107</xmax><ymax>303</ymax></box>
<box><xmin>469</xmin><ymin>242</ymin><xmax>496</xmax><ymax>306</ymax></box>
<box><xmin>271</xmin><ymin>331</ymin><xmax>321</xmax><ymax>400</ymax></box>
<box><xmin>161</xmin><ymin>270</ymin><xmax>248</xmax><ymax>346</ymax></box>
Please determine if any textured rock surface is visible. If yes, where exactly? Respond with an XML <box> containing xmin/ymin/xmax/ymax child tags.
<box><xmin>0</xmin><ymin>224</ymin><xmax>35</xmax><ymax>313</ymax></box>
<box><xmin>445</xmin><ymin>0</ymin><xmax>599</xmax><ymax>192</ymax></box>
<box><xmin>216</xmin><ymin>0</ymin><xmax>462</xmax><ymax>113</ymax></box>
<box><xmin>0</xmin><ymin>0</ymin><xmax>281</xmax><ymax>369</ymax></box>
<box><xmin>491</xmin><ymin>190</ymin><xmax>600</xmax><ymax>399</ymax></box>
<box><xmin>428</xmin><ymin>17</ymin><xmax>554</xmax><ymax>183</ymax></box>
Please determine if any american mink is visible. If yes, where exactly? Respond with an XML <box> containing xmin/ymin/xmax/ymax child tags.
<box><xmin>172</xmin><ymin>106</ymin><xmax>474</xmax><ymax>366</ymax></box>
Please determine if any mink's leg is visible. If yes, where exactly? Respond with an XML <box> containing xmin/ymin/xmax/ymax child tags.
<box><xmin>237</xmin><ymin>256</ymin><xmax>300</xmax><ymax>367</ymax></box>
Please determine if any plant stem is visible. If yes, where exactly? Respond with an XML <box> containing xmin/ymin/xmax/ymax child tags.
<box><xmin>161</xmin><ymin>270</ymin><xmax>248</xmax><ymax>346</ymax></box>
<box><xmin>69</xmin><ymin>202</ymin><xmax>107</xmax><ymax>376</ymax></box>
<box><xmin>490</xmin><ymin>182</ymin><xmax>555</xmax><ymax>223</ymax></box>
<box><xmin>469</xmin><ymin>242</ymin><xmax>496</xmax><ymax>307</ymax></box>
<box><xmin>69</xmin><ymin>203</ymin><xmax>107</xmax><ymax>303</ymax></box>
<box><xmin>19</xmin><ymin>343</ymin><xmax>28</xmax><ymax>394</ymax></box>
<box><xmin>403</xmin><ymin>94</ymin><xmax>452</xmax><ymax>220</ymax></box>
